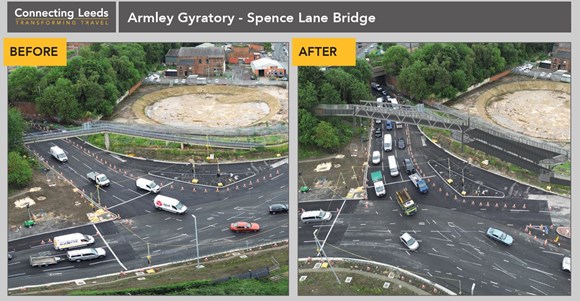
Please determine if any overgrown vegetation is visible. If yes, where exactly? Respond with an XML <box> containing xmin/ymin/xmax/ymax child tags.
<box><xmin>84</xmin><ymin>134</ymin><xmax>288</xmax><ymax>162</ymax></box>
<box><xmin>382</xmin><ymin>43</ymin><xmax>553</xmax><ymax>100</ymax></box>
<box><xmin>8</xmin><ymin>43</ymin><xmax>199</xmax><ymax>123</ymax></box>
<box><xmin>7</xmin><ymin>108</ymin><xmax>33</xmax><ymax>188</ymax></box>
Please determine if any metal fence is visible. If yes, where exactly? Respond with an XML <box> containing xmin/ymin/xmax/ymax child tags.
<box><xmin>511</xmin><ymin>67</ymin><xmax>571</xmax><ymax>82</ymax></box>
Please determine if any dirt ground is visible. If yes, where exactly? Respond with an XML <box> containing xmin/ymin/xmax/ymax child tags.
<box><xmin>8</xmin><ymin>169</ymin><xmax>94</xmax><ymax>240</ymax></box>
<box><xmin>299</xmin><ymin>135</ymin><xmax>369</xmax><ymax>201</ymax></box>
<box><xmin>448</xmin><ymin>75</ymin><xmax>570</xmax><ymax>143</ymax></box>
<box><xmin>110</xmin><ymin>84</ymin><xmax>288</xmax><ymax>128</ymax></box>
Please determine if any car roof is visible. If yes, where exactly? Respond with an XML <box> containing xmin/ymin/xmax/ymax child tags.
<box><xmin>401</xmin><ymin>232</ymin><xmax>413</xmax><ymax>240</ymax></box>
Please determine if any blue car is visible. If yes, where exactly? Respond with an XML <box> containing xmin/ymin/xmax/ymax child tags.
<box><xmin>385</xmin><ymin>120</ymin><xmax>394</xmax><ymax>131</ymax></box>
<box><xmin>486</xmin><ymin>227</ymin><xmax>513</xmax><ymax>246</ymax></box>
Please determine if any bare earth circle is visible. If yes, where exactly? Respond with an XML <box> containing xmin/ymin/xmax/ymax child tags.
<box><xmin>147</xmin><ymin>94</ymin><xmax>270</xmax><ymax>128</ymax></box>
<box><xmin>486</xmin><ymin>90</ymin><xmax>570</xmax><ymax>140</ymax></box>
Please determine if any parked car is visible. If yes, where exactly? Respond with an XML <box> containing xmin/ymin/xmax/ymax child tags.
<box><xmin>486</xmin><ymin>227</ymin><xmax>513</xmax><ymax>246</ymax></box>
<box><xmin>230</xmin><ymin>222</ymin><xmax>260</xmax><ymax>233</ymax></box>
<box><xmin>562</xmin><ymin>256</ymin><xmax>571</xmax><ymax>272</ymax></box>
<box><xmin>372</xmin><ymin>151</ymin><xmax>381</xmax><ymax>165</ymax></box>
<box><xmin>400</xmin><ymin>232</ymin><xmax>419</xmax><ymax>251</ymax></box>
<box><xmin>268</xmin><ymin>204</ymin><xmax>288</xmax><ymax>214</ymax></box>
<box><xmin>385</xmin><ymin>120</ymin><xmax>394</xmax><ymax>131</ymax></box>
<box><xmin>397</xmin><ymin>138</ymin><xmax>406</xmax><ymax>149</ymax></box>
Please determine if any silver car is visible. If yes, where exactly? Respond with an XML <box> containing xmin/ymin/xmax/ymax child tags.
<box><xmin>400</xmin><ymin>232</ymin><xmax>419</xmax><ymax>251</ymax></box>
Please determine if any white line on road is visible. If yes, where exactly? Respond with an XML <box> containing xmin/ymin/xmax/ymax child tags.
<box><xmin>43</xmin><ymin>266</ymin><xmax>75</xmax><ymax>272</ymax></box>
<box><xmin>526</xmin><ymin>267</ymin><xmax>557</xmax><ymax>280</ymax></box>
<box><xmin>8</xmin><ymin>273</ymin><xmax>27</xmax><ymax>278</ymax></box>
<box><xmin>529</xmin><ymin>285</ymin><xmax>547</xmax><ymax>296</ymax></box>
<box><xmin>459</xmin><ymin>259</ymin><xmax>482</xmax><ymax>267</ymax></box>
<box><xmin>317</xmin><ymin>199</ymin><xmax>346</xmax><ymax>256</ymax></box>
<box><xmin>542</xmin><ymin>250</ymin><xmax>564</xmax><ymax>256</ymax></box>
<box><xmin>112</xmin><ymin>182</ymin><xmax>125</xmax><ymax>188</ymax></box>
<box><xmin>82</xmin><ymin>162</ymin><xmax>92</xmax><ymax>169</ymax></box>
<box><xmin>176</xmin><ymin>227</ymin><xmax>183</xmax><ymax>231</ymax></box>
<box><xmin>510</xmin><ymin>209</ymin><xmax>530</xmax><ymax>212</ymax></box>
<box><xmin>456</xmin><ymin>267</ymin><xmax>462</xmax><ymax>271</ymax></box>
<box><xmin>145</xmin><ymin>225</ymin><xmax>152</xmax><ymax>228</ymax></box>
<box><xmin>8</xmin><ymin>261</ymin><xmax>21</xmax><ymax>266</ymax></box>
<box><xmin>432</xmin><ymin>248</ymin><xmax>438</xmax><ymax>253</ymax></box>
<box><xmin>108</xmin><ymin>192</ymin><xmax>151</xmax><ymax>209</ymax></box>
<box><xmin>427</xmin><ymin>253</ymin><xmax>449</xmax><ymax>259</ymax></box>
<box><xmin>93</xmin><ymin>224</ymin><xmax>127</xmax><ymax>270</ymax></box>
<box><xmin>89</xmin><ymin>258</ymin><xmax>117</xmax><ymax>265</ymax></box>
<box><xmin>528</xmin><ymin>278</ymin><xmax>555</xmax><ymax>288</ymax></box>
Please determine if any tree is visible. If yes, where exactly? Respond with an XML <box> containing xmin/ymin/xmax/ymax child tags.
<box><xmin>298</xmin><ymin>109</ymin><xmax>319</xmax><ymax>146</ymax></box>
<box><xmin>298</xmin><ymin>81</ymin><xmax>319</xmax><ymax>110</ymax></box>
<box><xmin>263</xmin><ymin>43</ymin><xmax>272</xmax><ymax>52</ymax></box>
<box><xmin>313</xmin><ymin>121</ymin><xmax>340</xmax><ymax>150</ymax></box>
<box><xmin>320</xmin><ymin>82</ymin><xmax>342</xmax><ymax>105</ymax></box>
<box><xmin>398</xmin><ymin>60</ymin><xmax>429</xmax><ymax>100</ymax></box>
<box><xmin>8</xmin><ymin>67</ymin><xmax>42</xmax><ymax>102</ymax></box>
<box><xmin>8</xmin><ymin>151</ymin><xmax>33</xmax><ymax>188</ymax></box>
<box><xmin>382</xmin><ymin>45</ymin><xmax>410</xmax><ymax>76</ymax></box>
<box><xmin>8</xmin><ymin>108</ymin><xmax>27</xmax><ymax>152</ymax></box>
<box><xmin>37</xmin><ymin>78</ymin><xmax>80</xmax><ymax>123</ymax></box>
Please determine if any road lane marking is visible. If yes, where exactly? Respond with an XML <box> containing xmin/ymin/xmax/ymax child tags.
<box><xmin>317</xmin><ymin>199</ymin><xmax>346</xmax><ymax>256</ymax></box>
<box><xmin>528</xmin><ymin>278</ymin><xmax>555</xmax><ymax>288</ymax></box>
<box><xmin>176</xmin><ymin>227</ymin><xmax>183</xmax><ymax>231</ymax></box>
<box><xmin>427</xmin><ymin>253</ymin><xmax>449</xmax><ymax>259</ymax></box>
<box><xmin>43</xmin><ymin>266</ymin><xmax>75</xmax><ymax>272</ymax></box>
<box><xmin>525</xmin><ymin>267</ymin><xmax>557</xmax><ymax>280</ymax></box>
<box><xmin>108</xmin><ymin>192</ymin><xmax>151</xmax><ymax>209</ymax></box>
<box><xmin>112</xmin><ymin>182</ymin><xmax>125</xmax><ymax>188</ymax></box>
<box><xmin>89</xmin><ymin>258</ymin><xmax>117</xmax><ymax>265</ymax></box>
<box><xmin>82</xmin><ymin>162</ymin><xmax>92</xmax><ymax>169</ymax></box>
<box><xmin>93</xmin><ymin>224</ymin><xmax>127</xmax><ymax>270</ymax></box>
<box><xmin>542</xmin><ymin>250</ymin><xmax>564</xmax><ymax>256</ymax></box>
<box><xmin>8</xmin><ymin>273</ymin><xmax>27</xmax><ymax>278</ymax></box>
<box><xmin>529</xmin><ymin>285</ymin><xmax>547</xmax><ymax>296</ymax></box>
<box><xmin>8</xmin><ymin>261</ymin><xmax>21</xmax><ymax>266</ymax></box>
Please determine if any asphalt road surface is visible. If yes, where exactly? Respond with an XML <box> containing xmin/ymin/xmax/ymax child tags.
<box><xmin>298</xmin><ymin>122</ymin><xmax>570</xmax><ymax>295</ymax></box>
<box><xmin>9</xmin><ymin>138</ymin><xmax>289</xmax><ymax>288</ymax></box>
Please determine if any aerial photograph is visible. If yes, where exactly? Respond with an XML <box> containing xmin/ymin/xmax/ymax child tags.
<box><xmin>7</xmin><ymin>42</ymin><xmax>289</xmax><ymax>295</ymax></box>
<box><xmin>297</xmin><ymin>42</ymin><xmax>571</xmax><ymax>295</ymax></box>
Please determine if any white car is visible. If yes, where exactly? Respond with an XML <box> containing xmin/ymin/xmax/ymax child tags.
<box><xmin>400</xmin><ymin>232</ymin><xmax>419</xmax><ymax>251</ymax></box>
<box><xmin>372</xmin><ymin>151</ymin><xmax>381</xmax><ymax>165</ymax></box>
<box><xmin>562</xmin><ymin>256</ymin><xmax>571</xmax><ymax>272</ymax></box>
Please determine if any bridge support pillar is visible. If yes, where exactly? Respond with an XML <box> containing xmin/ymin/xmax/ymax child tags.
<box><xmin>181</xmin><ymin>143</ymin><xmax>184</xmax><ymax>150</ymax></box>
<box><xmin>104</xmin><ymin>132</ymin><xmax>110</xmax><ymax>150</ymax></box>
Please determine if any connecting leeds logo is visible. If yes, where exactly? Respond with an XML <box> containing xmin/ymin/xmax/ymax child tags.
<box><xmin>8</xmin><ymin>2</ymin><xmax>115</xmax><ymax>32</ymax></box>
<box><xmin>14</xmin><ymin>7</ymin><xmax>110</xmax><ymax>26</ymax></box>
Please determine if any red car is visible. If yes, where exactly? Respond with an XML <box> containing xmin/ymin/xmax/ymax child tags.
<box><xmin>230</xmin><ymin>222</ymin><xmax>260</xmax><ymax>233</ymax></box>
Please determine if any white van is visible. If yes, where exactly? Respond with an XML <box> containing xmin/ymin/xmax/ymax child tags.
<box><xmin>300</xmin><ymin>210</ymin><xmax>333</xmax><ymax>223</ymax></box>
<box><xmin>387</xmin><ymin>155</ymin><xmax>399</xmax><ymax>177</ymax></box>
<box><xmin>383</xmin><ymin>134</ymin><xmax>392</xmax><ymax>152</ymax></box>
<box><xmin>154</xmin><ymin>195</ymin><xmax>187</xmax><ymax>214</ymax></box>
<box><xmin>53</xmin><ymin>233</ymin><xmax>95</xmax><ymax>251</ymax></box>
<box><xmin>136</xmin><ymin>178</ymin><xmax>161</xmax><ymax>193</ymax></box>
<box><xmin>67</xmin><ymin>247</ymin><xmax>106</xmax><ymax>262</ymax></box>
<box><xmin>49</xmin><ymin>146</ymin><xmax>68</xmax><ymax>162</ymax></box>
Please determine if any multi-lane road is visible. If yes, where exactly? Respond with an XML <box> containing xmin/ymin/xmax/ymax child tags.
<box><xmin>9</xmin><ymin>137</ymin><xmax>289</xmax><ymax>288</ymax></box>
<box><xmin>298</xmin><ymin>99</ymin><xmax>571</xmax><ymax>295</ymax></box>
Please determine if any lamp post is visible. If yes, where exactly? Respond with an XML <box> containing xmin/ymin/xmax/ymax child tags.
<box><xmin>461</xmin><ymin>163</ymin><xmax>469</xmax><ymax>196</ymax></box>
<box><xmin>191</xmin><ymin>214</ymin><xmax>204</xmax><ymax>269</ymax></box>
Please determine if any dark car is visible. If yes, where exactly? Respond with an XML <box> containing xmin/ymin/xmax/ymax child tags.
<box><xmin>268</xmin><ymin>204</ymin><xmax>289</xmax><ymax>214</ymax></box>
<box><xmin>403</xmin><ymin>158</ymin><xmax>415</xmax><ymax>174</ymax></box>
<box><xmin>397</xmin><ymin>138</ymin><xmax>406</xmax><ymax>149</ymax></box>
<box><xmin>374</xmin><ymin>127</ymin><xmax>382</xmax><ymax>138</ymax></box>
<box><xmin>385</xmin><ymin>120</ymin><xmax>394</xmax><ymax>131</ymax></box>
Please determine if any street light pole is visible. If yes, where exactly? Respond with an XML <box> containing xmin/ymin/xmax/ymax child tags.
<box><xmin>461</xmin><ymin>163</ymin><xmax>469</xmax><ymax>196</ymax></box>
<box><xmin>191</xmin><ymin>214</ymin><xmax>204</xmax><ymax>269</ymax></box>
<box><xmin>313</xmin><ymin>229</ymin><xmax>341</xmax><ymax>285</ymax></box>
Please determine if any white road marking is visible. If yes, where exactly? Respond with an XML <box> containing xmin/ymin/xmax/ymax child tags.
<box><xmin>529</xmin><ymin>285</ymin><xmax>547</xmax><ymax>296</ymax></box>
<box><xmin>8</xmin><ymin>261</ymin><xmax>21</xmax><ymax>266</ymax></box>
<box><xmin>8</xmin><ymin>273</ymin><xmax>27</xmax><ymax>278</ymax></box>
<box><xmin>427</xmin><ymin>253</ymin><xmax>449</xmax><ymax>259</ymax></box>
<box><xmin>525</xmin><ymin>267</ymin><xmax>557</xmax><ymax>280</ymax></box>
<box><xmin>112</xmin><ymin>182</ymin><xmax>125</xmax><ymax>188</ymax></box>
<box><xmin>82</xmin><ymin>162</ymin><xmax>92</xmax><ymax>169</ymax></box>
<box><xmin>108</xmin><ymin>192</ymin><xmax>151</xmax><ymax>209</ymax></box>
<box><xmin>176</xmin><ymin>227</ymin><xmax>183</xmax><ymax>231</ymax></box>
<box><xmin>432</xmin><ymin>248</ymin><xmax>438</xmax><ymax>253</ymax></box>
<box><xmin>43</xmin><ymin>266</ymin><xmax>75</xmax><ymax>272</ymax></box>
<box><xmin>528</xmin><ymin>278</ymin><xmax>555</xmax><ymax>288</ymax></box>
<box><xmin>317</xmin><ymin>199</ymin><xmax>346</xmax><ymax>256</ymax></box>
<box><xmin>89</xmin><ymin>258</ymin><xmax>117</xmax><ymax>265</ymax></box>
<box><xmin>542</xmin><ymin>250</ymin><xmax>564</xmax><ymax>256</ymax></box>
<box><xmin>93</xmin><ymin>224</ymin><xmax>127</xmax><ymax>270</ymax></box>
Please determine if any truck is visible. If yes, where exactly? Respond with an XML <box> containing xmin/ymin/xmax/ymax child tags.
<box><xmin>370</xmin><ymin>170</ymin><xmax>386</xmax><ymax>197</ymax></box>
<box><xmin>87</xmin><ymin>172</ymin><xmax>110</xmax><ymax>187</ymax></box>
<box><xmin>395</xmin><ymin>188</ymin><xmax>418</xmax><ymax>216</ymax></box>
<box><xmin>30</xmin><ymin>255</ymin><xmax>64</xmax><ymax>267</ymax></box>
<box><xmin>409</xmin><ymin>173</ymin><xmax>429</xmax><ymax>193</ymax></box>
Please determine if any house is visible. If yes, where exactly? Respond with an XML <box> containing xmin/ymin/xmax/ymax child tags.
<box><xmin>165</xmin><ymin>47</ymin><xmax>226</xmax><ymax>77</ymax></box>
<box><xmin>250</xmin><ymin>58</ymin><xmax>286</xmax><ymax>78</ymax></box>
<box><xmin>551</xmin><ymin>42</ymin><xmax>571</xmax><ymax>72</ymax></box>
<box><xmin>227</xmin><ymin>44</ymin><xmax>264</xmax><ymax>64</ymax></box>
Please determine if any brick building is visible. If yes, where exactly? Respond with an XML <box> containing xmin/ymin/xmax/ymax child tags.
<box><xmin>165</xmin><ymin>47</ymin><xmax>226</xmax><ymax>77</ymax></box>
<box><xmin>227</xmin><ymin>44</ymin><xmax>264</xmax><ymax>64</ymax></box>
<box><xmin>551</xmin><ymin>42</ymin><xmax>571</xmax><ymax>72</ymax></box>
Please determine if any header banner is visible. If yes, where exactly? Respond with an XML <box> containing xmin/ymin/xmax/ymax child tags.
<box><xmin>118</xmin><ymin>1</ymin><xmax>570</xmax><ymax>33</ymax></box>
<box><xmin>8</xmin><ymin>1</ymin><xmax>116</xmax><ymax>32</ymax></box>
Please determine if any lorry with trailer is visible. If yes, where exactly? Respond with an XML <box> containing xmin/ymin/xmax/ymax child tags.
<box><xmin>87</xmin><ymin>172</ymin><xmax>110</xmax><ymax>187</ymax></box>
<box><xmin>29</xmin><ymin>255</ymin><xmax>64</xmax><ymax>267</ymax></box>
<box><xmin>395</xmin><ymin>188</ymin><xmax>418</xmax><ymax>216</ymax></box>
<box><xmin>370</xmin><ymin>170</ymin><xmax>386</xmax><ymax>197</ymax></box>
<box><xmin>409</xmin><ymin>173</ymin><xmax>429</xmax><ymax>193</ymax></box>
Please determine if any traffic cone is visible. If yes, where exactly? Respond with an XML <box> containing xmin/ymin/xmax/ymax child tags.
<box><xmin>471</xmin><ymin>200</ymin><xmax>475</xmax><ymax>205</ymax></box>
<box><xmin>243</xmin><ymin>183</ymin><xmax>246</xmax><ymax>188</ymax></box>
<box><xmin>216</xmin><ymin>187</ymin><xmax>219</xmax><ymax>192</ymax></box>
<box><xmin>236</xmin><ymin>185</ymin><xmax>239</xmax><ymax>190</ymax></box>
<box><xmin>256</xmin><ymin>178</ymin><xmax>260</xmax><ymax>183</ymax></box>
<box><xmin>504</xmin><ymin>203</ymin><xmax>507</xmax><ymax>208</ymax></box>
<box><xmin>227</xmin><ymin>187</ymin><xmax>230</xmax><ymax>191</ymax></box>
<box><xmin>495</xmin><ymin>203</ymin><xmax>498</xmax><ymax>208</ymax></box>
<box><xmin>486</xmin><ymin>202</ymin><xmax>489</xmax><ymax>207</ymax></box>
<box><xmin>263</xmin><ymin>176</ymin><xmax>266</xmax><ymax>180</ymax></box>
<box><xmin>249</xmin><ymin>181</ymin><xmax>253</xmax><ymax>186</ymax></box>
<box><xmin>181</xmin><ymin>186</ymin><xmax>184</xmax><ymax>191</ymax></box>
<box><xmin>445</xmin><ymin>192</ymin><xmax>449</xmax><ymax>197</ymax></box>
<box><xmin>512</xmin><ymin>204</ymin><xmax>516</xmax><ymax>208</ymax></box>
<box><xmin>193</xmin><ymin>188</ymin><xmax>196</xmax><ymax>192</ymax></box>
<box><xmin>171</xmin><ymin>185</ymin><xmax>174</xmax><ymax>189</ymax></box>
<box><xmin>204</xmin><ymin>188</ymin><xmax>208</xmax><ymax>193</ymax></box>
<box><xmin>276</xmin><ymin>169</ymin><xmax>279</xmax><ymax>175</ymax></box>
<box><xmin>522</xmin><ymin>204</ymin><xmax>526</xmax><ymax>209</ymax></box>
<box><xmin>270</xmin><ymin>173</ymin><xmax>272</xmax><ymax>178</ymax></box>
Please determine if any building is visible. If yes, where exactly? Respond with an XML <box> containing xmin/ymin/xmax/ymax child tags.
<box><xmin>227</xmin><ymin>44</ymin><xmax>264</xmax><ymax>64</ymax></box>
<box><xmin>164</xmin><ymin>47</ymin><xmax>226</xmax><ymax>77</ymax></box>
<box><xmin>250</xmin><ymin>58</ymin><xmax>286</xmax><ymax>78</ymax></box>
<box><xmin>551</xmin><ymin>43</ymin><xmax>571</xmax><ymax>72</ymax></box>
